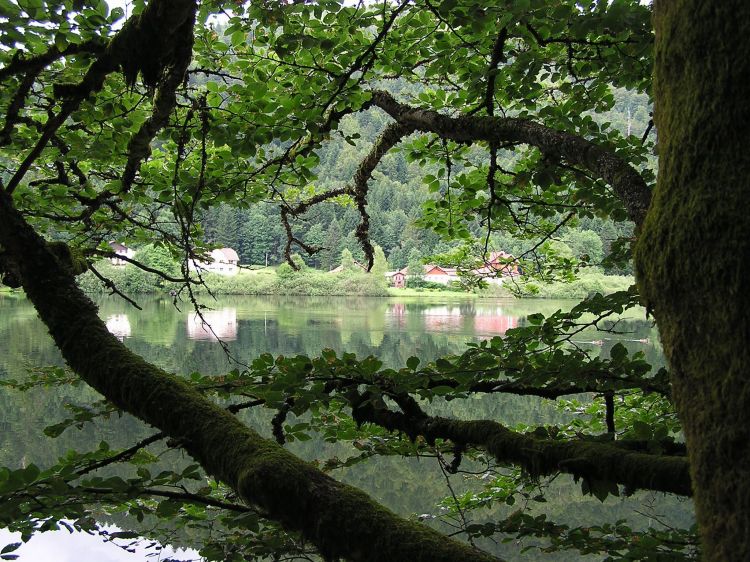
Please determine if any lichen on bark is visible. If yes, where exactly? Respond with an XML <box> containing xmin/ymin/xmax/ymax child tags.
<box><xmin>635</xmin><ymin>1</ymin><xmax>750</xmax><ymax>559</ymax></box>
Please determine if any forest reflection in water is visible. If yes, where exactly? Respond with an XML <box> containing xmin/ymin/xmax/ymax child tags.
<box><xmin>0</xmin><ymin>293</ymin><xmax>691</xmax><ymax>560</ymax></box>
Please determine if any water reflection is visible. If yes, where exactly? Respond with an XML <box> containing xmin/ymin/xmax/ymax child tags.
<box><xmin>105</xmin><ymin>314</ymin><xmax>131</xmax><ymax>340</ymax></box>
<box><xmin>0</xmin><ymin>295</ymin><xmax>683</xmax><ymax>561</ymax></box>
<box><xmin>474</xmin><ymin>307</ymin><xmax>518</xmax><ymax>336</ymax></box>
<box><xmin>104</xmin><ymin>302</ymin><xmax>522</xmax><ymax>343</ymax></box>
<box><xmin>186</xmin><ymin>308</ymin><xmax>237</xmax><ymax>341</ymax></box>
<box><xmin>421</xmin><ymin>305</ymin><xmax>464</xmax><ymax>331</ymax></box>
<box><xmin>384</xmin><ymin>303</ymin><xmax>518</xmax><ymax>337</ymax></box>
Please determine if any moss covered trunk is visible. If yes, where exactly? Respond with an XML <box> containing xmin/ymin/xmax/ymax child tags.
<box><xmin>0</xmin><ymin>190</ymin><xmax>497</xmax><ymax>561</ymax></box>
<box><xmin>636</xmin><ymin>2</ymin><xmax>750</xmax><ymax>559</ymax></box>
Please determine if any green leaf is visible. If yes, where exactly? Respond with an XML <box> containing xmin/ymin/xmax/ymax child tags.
<box><xmin>109</xmin><ymin>531</ymin><xmax>139</xmax><ymax>540</ymax></box>
<box><xmin>54</xmin><ymin>33</ymin><xmax>68</xmax><ymax>51</ymax></box>
<box><xmin>22</xmin><ymin>464</ymin><xmax>40</xmax><ymax>483</ymax></box>
<box><xmin>435</xmin><ymin>358</ymin><xmax>453</xmax><ymax>370</ymax></box>
<box><xmin>632</xmin><ymin>420</ymin><xmax>652</xmax><ymax>440</ymax></box>
<box><xmin>155</xmin><ymin>500</ymin><xmax>181</xmax><ymax>517</ymax></box>
<box><xmin>527</xmin><ymin>313</ymin><xmax>544</xmax><ymax>325</ymax></box>
<box><xmin>231</xmin><ymin>31</ymin><xmax>245</xmax><ymax>46</ymax></box>
<box><xmin>610</xmin><ymin>342</ymin><xmax>628</xmax><ymax>362</ymax></box>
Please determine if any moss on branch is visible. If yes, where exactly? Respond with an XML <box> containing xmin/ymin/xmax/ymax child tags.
<box><xmin>370</xmin><ymin>90</ymin><xmax>651</xmax><ymax>227</ymax></box>
<box><xmin>352</xmin><ymin>394</ymin><xmax>691</xmax><ymax>497</ymax></box>
<box><xmin>0</xmin><ymin>190</ymin><xmax>499</xmax><ymax>561</ymax></box>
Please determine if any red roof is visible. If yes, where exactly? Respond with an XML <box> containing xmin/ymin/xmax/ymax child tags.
<box><xmin>424</xmin><ymin>265</ymin><xmax>449</xmax><ymax>276</ymax></box>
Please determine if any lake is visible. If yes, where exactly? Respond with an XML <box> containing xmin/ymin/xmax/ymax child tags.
<box><xmin>0</xmin><ymin>293</ymin><xmax>693</xmax><ymax>560</ymax></box>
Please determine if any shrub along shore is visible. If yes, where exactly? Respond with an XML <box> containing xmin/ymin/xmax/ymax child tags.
<box><xmin>77</xmin><ymin>260</ymin><xmax>392</xmax><ymax>297</ymax></box>
<box><xmin>73</xmin><ymin>259</ymin><xmax>632</xmax><ymax>300</ymax></box>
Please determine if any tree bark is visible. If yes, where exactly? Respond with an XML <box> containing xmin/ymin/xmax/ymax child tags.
<box><xmin>352</xmin><ymin>395</ymin><xmax>692</xmax><ymax>496</ymax></box>
<box><xmin>636</xmin><ymin>2</ymin><xmax>750</xmax><ymax>559</ymax></box>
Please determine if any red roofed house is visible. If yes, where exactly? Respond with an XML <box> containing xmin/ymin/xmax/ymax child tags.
<box><xmin>485</xmin><ymin>251</ymin><xmax>520</xmax><ymax>276</ymax></box>
<box><xmin>387</xmin><ymin>254</ymin><xmax>520</xmax><ymax>288</ymax></box>
<box><xmin>422</xmin><ymin>264</ymin><xmax>458</xmax><ymax>284</ymax></box>
<box><xmin>387</xmin><ymin>265</ymin><xmax>459</xmax><ymax>287</ymax></box>
<box><xmin>471</xmin><ymin>251</ymin><xmax>520</xmax><ymax>285</ymax></box>
<box><xmin>387</xmin><ymin>269</ymin><xmax>407</xmax><ymax>288</ymax></box>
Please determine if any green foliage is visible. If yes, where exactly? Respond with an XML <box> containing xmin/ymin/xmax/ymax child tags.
<box><xmin>406</xmin><ymin>248</ymin><xmax>424</xmax><ymax>282</ymax></box>
<box><xmin>78</xmin><ymin>260</ymin><xmax>179</xmax><ymax>295</ymax></box>
<box><xmin>79</xmin><ymin>263</ymin><xmax>390</xmax><ymax>297</ymax></box>
<box><xmin>371</xmin><ymin>245</ymin><xmax>389</xmax><ymax>278</ymax></box>
<box><xmin>339</xmin><ymin>248</ymin><xmax>357</xmax><ymax>273</ymax></box>
<box><xmin>563</xmin><ymin>229</ymin><xmax>604</xmax><ymax>265</ymax></box>
<box><xmin>277</xmin><ymin>253</ymin><xmax>307</xmax><ymax>279</ymax></box>
<box><xmin>518</xmin><ymin>271</ymin><xmax>634</xmax><ymax>299</ymax></box>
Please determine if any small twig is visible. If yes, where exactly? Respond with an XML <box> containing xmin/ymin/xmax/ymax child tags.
<box><xmin>437</xmin><ymin>449</ymin><xmax>477</xmax><ymax>548</ymax></box>
<box><xmin>88</xmin><ymin>263</ymin><xmax>142</xmax><ymax>310</ymax></box>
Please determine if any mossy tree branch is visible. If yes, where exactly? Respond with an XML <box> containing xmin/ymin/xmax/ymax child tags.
<box><xmin>0</xmin><ymin>189</ymin><xmax>499</xmax><ymax>562</ymax></box>
<box><xmin>351</xmin><ymin>391</ymin><xmax>691</xmax><ymax>497</ymax></box>
<box><xmin>369</xmin><ymin>90</ymin><xmax>651</xmax><ymax>227</ymax></box>
<box><xmin>2</xmin><ymin>0</ymin><xmax>198</xmax><ymax>195</ymax></box>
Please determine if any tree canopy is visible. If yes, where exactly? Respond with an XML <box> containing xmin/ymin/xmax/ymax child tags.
<box><xmin>0</xmin><ymin>0</ymin><xmax>747</xmax><ymax>560</ymax></box>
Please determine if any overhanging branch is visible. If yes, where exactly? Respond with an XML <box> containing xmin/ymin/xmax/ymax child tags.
<box><xmin>369</xmin><ymin>90</ymin><xmax>651</xmax><ymax>227</ymax></box>
<box><xmin>281</xmin><ymin>122</ymin><xmax>413</xmax><ymax>269</ymax></box>
<box><xmin>352</xmin><ymin>393</ymin><xmax>691</xmax><ymax>497</ymax></box>
<box><xmin>3</xmin><ymin>0</ymin><xmax>197</xmax><ymax>195</ymax></box>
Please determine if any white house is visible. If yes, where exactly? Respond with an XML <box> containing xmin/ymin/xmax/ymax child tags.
<box><xmin>108</xmin><ymin>242</ymin><xmax>135</xmax><ymax>266</ymax></box>
<box><xmin>190</xmin><ymin>247</ymin><xmax>240</xmax><ymax>276</ymax></box>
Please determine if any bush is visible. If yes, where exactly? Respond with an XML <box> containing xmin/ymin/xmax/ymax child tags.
<box><xmin>516</xmin><ymin>270</ymin><xmax>633</xmax><ymax>299</ymax></box>
<box><xmin>77</xmin><ymin>260</ymin><xmax>181</xmax><ymax>294</ymax></box>
<box><xmin>408</xmin><ymin>279</ymin><xmax>465</xmax><ymax>292</ymax></box>
<box><xmin>78</xmin><ymin>261</ymin><xmax>390</xmax><ymax>297</ymax></box>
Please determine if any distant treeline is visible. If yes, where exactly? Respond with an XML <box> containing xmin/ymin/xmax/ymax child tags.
<box><xmin>199</xmin><ymin>87</ymin><xmax>649</xmax><ymax>274</ymax></box>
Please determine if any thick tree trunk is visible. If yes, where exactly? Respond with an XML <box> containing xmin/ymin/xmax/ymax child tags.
<box><xmin>636</xmin><ymin>2</ymin><xmax>750</xmax><ymax>559</ymax></box>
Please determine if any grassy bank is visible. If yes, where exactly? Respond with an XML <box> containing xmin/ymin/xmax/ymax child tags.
<box><xmin>75</xmin><ymin>261</ymin><xmax>632</xmax><ymax>300</ymax></box>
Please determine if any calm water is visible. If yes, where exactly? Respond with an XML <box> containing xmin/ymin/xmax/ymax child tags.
<box><xmin>0</xmin><ymin>293</ymin><xmax>692</xmax><ymax>560</ymax></box>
